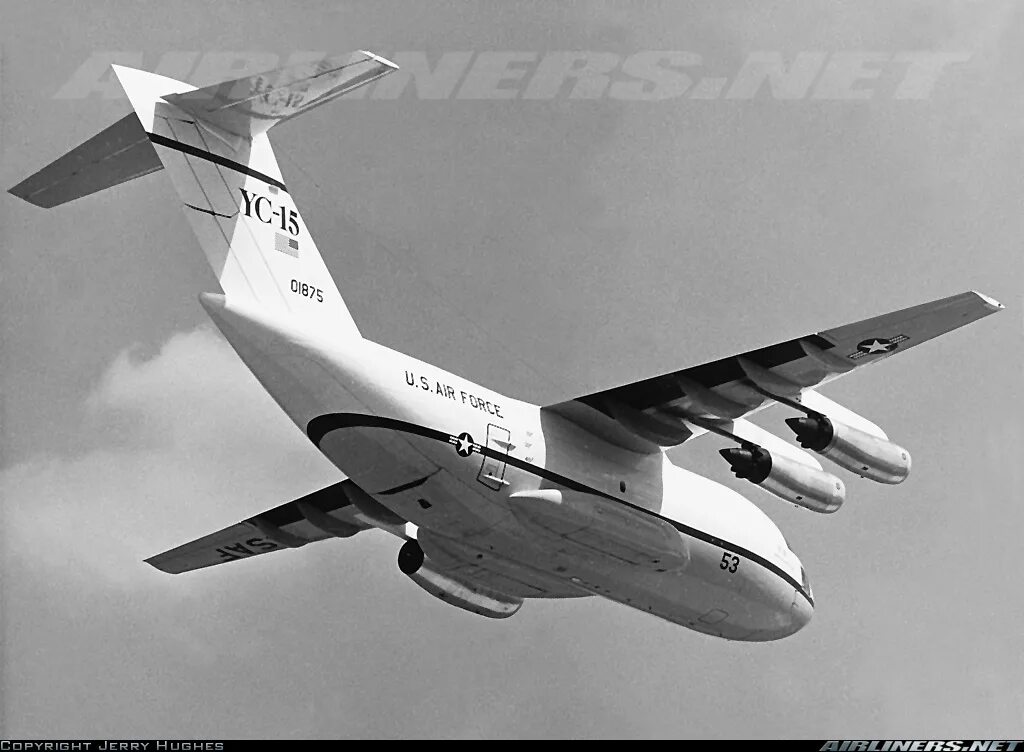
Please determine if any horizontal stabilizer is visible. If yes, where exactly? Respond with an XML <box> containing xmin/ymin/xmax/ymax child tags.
<box><xmin>8</xmin><ymin>113</ymin><xmax>162</xmax><ymax>208</ymax></box>
<box><xmin>164</xmin><ymin>50</ymin><xmax>398</xmax><ymax>138</ymax></box>
<box><xmin>9</xmin><ymin>50</ymin><xmax>398</xmax><ymax>210</ymax></box>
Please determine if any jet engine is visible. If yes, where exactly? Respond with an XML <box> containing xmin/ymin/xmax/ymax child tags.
<box><xmin>720</xmin><ymin>446</ymin><xmax>846</xmax><ymax>513</ymax></box>
<box><xmin>396</xmin><ymin>540</ymin><xmax>522</xmax><ymax>619</ymax></box>
<box><xmin>786</xmin><ymin>415</ymin><xmax>911</xmax><ymax>484</ymax></box>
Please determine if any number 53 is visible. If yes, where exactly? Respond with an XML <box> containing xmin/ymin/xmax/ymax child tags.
<box><xmin>720</xmin><ymin>552</ymin><xmax>739</xmax><ymax>573</ymax></box>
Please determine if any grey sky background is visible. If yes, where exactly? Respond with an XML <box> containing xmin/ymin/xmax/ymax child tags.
<box><xmin>2</xmin><ymin>0</ymin><xmax>1023</xmax><ymax>739</ymax></box>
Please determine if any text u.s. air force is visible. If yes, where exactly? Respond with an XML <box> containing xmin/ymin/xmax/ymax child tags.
<box><xmin>404</xmin><ymin>370</ymin><xmax>503</xmax><ymax>418</ymax></box>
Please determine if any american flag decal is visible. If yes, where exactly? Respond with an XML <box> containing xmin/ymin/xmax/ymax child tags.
<box><xmin>274</xmin><ymin>233</ymin><xmax>299</xmax><ymax>258</ymax></box>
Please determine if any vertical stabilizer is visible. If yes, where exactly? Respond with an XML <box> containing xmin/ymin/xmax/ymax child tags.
<box><xmin>8</xmin><ymin>52</ymin><xmax>399</xmax><ymax>341</ymax></box>
<box><xmin>109</xmin><ymin>53</ymin><xmax>397</xmax><ymax>338</ymax></box>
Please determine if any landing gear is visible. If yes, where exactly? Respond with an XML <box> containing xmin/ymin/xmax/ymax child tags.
<box><xmin>398</xmin><ymin>539</ymin><xmax>424</xmax><ymax>575</ymax></box>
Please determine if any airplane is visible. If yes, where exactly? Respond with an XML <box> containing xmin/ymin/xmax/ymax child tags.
<box><xmin>9</xmin><ymin>51</ymin><xmax>1004</xmax><ymax>641</ymax></box>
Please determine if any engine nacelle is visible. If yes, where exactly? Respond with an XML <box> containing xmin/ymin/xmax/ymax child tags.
<box><xmin>720</xmin><ymin>446</ymin><xmax>846</xmax><ymax>513</ymax></box>
<box><xmin>397</xmin><ymin>540</ymin><xmax>522</xmax><ymax>619</ymax></box>
<box><xmin>786</xmin><ymin>415</ymin><xmax>911</xmax><ymax>484</ymax></box>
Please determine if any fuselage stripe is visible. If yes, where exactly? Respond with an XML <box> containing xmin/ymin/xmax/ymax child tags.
<box><xmin>306</xmin><ymin>413</ymin><xmax>813</xmax><ymax>606</ymax></box>
<box><xmin>147</xmin><ymin>133</ymin><xmax>289</xmax><ymax>193</ymax></box>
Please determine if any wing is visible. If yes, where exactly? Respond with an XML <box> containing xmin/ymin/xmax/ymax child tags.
<box><xmin>146</xmin><ymin>478</ymin><xmax>581</xmax><ymax>618</ymax></box>
<box><xmin>545</xmin><ymin>291</ymin><xmax>1004</xmax><ymax>450</ymax></box>
<box><xmin>145</xmin><ymin>479</ymin><xmax>387</xmax><ymax>574</ymax></box>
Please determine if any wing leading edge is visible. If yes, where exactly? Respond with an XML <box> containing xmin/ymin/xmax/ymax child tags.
<box><xmin>545</xmin><ymin>290</ymin><xmax>1003</xmax><ymax>450</ymax></box>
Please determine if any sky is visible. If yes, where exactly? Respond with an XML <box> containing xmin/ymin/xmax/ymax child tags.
<box><xmin>2</xmin><ymin>0</ymin><xmax>1023</xmax><ymax>740</ymax></box>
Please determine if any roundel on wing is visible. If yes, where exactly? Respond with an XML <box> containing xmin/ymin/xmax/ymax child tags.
<box><xmin>856</xmin><ymin>337</ymin><xmax>899</xmax><ymax>355</ymax></box>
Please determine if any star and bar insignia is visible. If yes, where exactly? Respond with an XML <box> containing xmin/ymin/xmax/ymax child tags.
<box><xmin>848</xmin><ymin>334</ymin><xmax>909</xmax><ymax>359</ymax></box>
<box><xmin>451</xmin><ymin>432</ymin><xmax>476</xmax><ymax>457</ymax></box>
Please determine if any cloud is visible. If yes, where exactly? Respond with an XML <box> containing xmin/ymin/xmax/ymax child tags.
<box><xmin>0</xmin><ymin>327</ymin><xmax>359</xmax><ymax>736</ymax></box>
<box><xmin>4</xmin><ymin>326</ymin><xmax>340</xmax><ymax>588</ymax></box>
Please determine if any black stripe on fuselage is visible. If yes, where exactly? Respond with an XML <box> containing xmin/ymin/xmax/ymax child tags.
<box><xmin>306</xmin><ymin>413</ymin><xmax>813</xmax><ymax>606</ymax></box>
<box><xmin>147</xmin><ymin>133</ymin><xmax>289</xmax><ymax>193</ymax></box>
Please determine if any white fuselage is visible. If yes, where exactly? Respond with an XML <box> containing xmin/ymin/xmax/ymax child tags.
<box><xmin>203</xmin><ymin>293</ymin><xmax>813</xmax><ymax>641</ymax></box>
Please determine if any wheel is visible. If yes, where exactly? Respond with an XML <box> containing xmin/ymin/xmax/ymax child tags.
<box><xmin>398</xmin><ymin>539</ymin><xmax>424</xmax><ymax>575</ymax></box>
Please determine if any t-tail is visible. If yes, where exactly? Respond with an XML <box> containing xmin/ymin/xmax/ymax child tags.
<box><xmin>9</xmin><ymin>52</ymin><xmax>399</xmax><ymax>339</ymax></box>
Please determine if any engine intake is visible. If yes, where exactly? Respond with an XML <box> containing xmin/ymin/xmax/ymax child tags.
<box><xmin>786</xmin><ymin>415</ymin><xmax>911</xmax><ymax>484</ymax></box>
<box><xmin>720</xmin><ymin>446</ymin><xmax>845</xmax><ymax>513</ymax></box>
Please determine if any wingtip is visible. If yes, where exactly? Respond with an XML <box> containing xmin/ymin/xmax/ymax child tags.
<box><xmin>144</xmin><ymin>555</ymin><xmax>180</xmax><ymax>574</ymax></box>
<box><xmin>970</xmin><ymin>290</ymin><xmax>1004</xmax><ymax>311</ymax></box>
<box><xmin>8</xmin><ymin>182</ymin><xmax>31</xmax><ymax>203</ymax></box>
